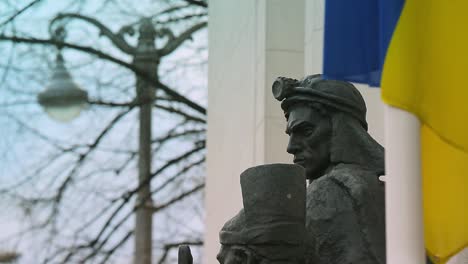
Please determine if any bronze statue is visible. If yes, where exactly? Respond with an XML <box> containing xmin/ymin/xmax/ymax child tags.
<box><xmin>273</xmin><ymin>74</ymin><xmax>386</xmax><ymax>264</ymax></box>
<box><xmin>217</xmin><ymin>164</ymin><xmax>306</xmax><ymax>264</ymax></box>
<box><xmin>178</xmin><ymin>164</ymin><xmax>306</xmax><ymax>264</ymax></box>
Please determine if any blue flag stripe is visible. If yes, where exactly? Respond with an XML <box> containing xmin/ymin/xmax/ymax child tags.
<box><xmin>323</xmin><ymin>0</ymin><xmax>405</xmax><ymax>87</ymax></box>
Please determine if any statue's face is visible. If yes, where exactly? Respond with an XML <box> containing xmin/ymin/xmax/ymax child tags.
<box><xmin>216</xmin><ymin>245</ymin><xmax>258</xmax><ymax>264</ymax></box>
<box><xmin>286</xmin><ymin>105</ymin><xmax>332</xmax><ymax>180</ymax></box>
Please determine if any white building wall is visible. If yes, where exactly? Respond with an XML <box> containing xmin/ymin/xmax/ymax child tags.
<box><xmin>205</xmin><ymin>4</ymin><xmax>256</xmax><ymax>263</ymax></box>
<box><xmin>205</xmin><ymin>1</ymin><xmax>305</xmax><ymax>263</ymax></box>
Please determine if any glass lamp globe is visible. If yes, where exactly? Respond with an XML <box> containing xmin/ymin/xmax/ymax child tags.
<box><xmin>38</xmin><ymin>53</ymin><xmax>88</xmax><ymax>122</ymax></box>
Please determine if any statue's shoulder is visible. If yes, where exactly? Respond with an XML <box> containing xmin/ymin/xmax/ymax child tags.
<box><xmin>309</xmin><ymin>163</ymin><xmax>383</xmax><ymax>206</ymax></box>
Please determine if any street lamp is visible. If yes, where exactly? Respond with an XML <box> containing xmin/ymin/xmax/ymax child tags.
<box><xmin>40</xmin><ymin>14</ymin><xmax>205</xmax><ymax>264</ymax></box>
<box><xmin>38</xmin><ymin>52</ymin><xmax>88</xmax><ymax>122</ymax></box>
<box><xmin>38</xmin><ymin>26</ymin><xmax>88</xmax><ymax>122</ymax></box>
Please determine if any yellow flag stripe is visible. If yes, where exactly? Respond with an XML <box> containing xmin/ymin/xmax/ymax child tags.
<box><xmin>422</xmin><ymin>125</ymin><xmax>468</xmax><ymax>263</ymax></box>
<box><xmin>381</xmin><ymin>0</ymin><xmax>468</xmax><ymax>262</ymax></box>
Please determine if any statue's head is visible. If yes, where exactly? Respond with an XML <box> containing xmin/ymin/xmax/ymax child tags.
<box><xmin>273</xmin><ymin>74</ymin><xmax>384</xmax><ymax>180</ymax></box>
<box><xmin>217</xmin><ymin>212</ymin><xmax>263</xmax><ymax>264</ymax></box>
<box><xmin>218</xmin><ymin>164</ymin><xmax>306</xmax><ymax>264</ymax></box>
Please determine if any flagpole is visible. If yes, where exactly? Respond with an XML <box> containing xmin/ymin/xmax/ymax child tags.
<box><xmin>384</xmin><ymin>104</ymin><xmax>425</xmax><ymax>264</ymax></box>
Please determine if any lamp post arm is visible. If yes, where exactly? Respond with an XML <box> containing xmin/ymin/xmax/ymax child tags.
<box><xmin>157</xmin><ymin>27</ymin><xmax>176</xmax><ymax>46</ymax></box>
<box><xmin>50</xmin><ymin>13</ymin><xmax>137</xmax><ymax>55</ymax></box>
<box><xmin>159</xmin><ymin>21</ymin><xmax>207</xmax><ymax>56</ymax></box>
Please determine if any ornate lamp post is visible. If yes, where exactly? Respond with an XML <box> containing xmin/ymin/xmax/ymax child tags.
<box><xmin>40</xmin><ymin>13</ymin><xmax>205</xmax><ymax>264</ymax></box>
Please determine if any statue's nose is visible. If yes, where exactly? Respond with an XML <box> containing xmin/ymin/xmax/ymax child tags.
<box><xmin>287</xmin><ymin>136</ymin><xmax>300</xmax><ymax>155</ymax></box>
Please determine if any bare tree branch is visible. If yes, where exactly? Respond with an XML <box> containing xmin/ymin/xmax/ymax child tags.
<box><xmin>156</xmin><ymin>4</ymin><xmax>192</xmax><ymax>16</ymax></box>
<box><xmin>183</xmin><ymin>0</ymin><xmax>208</xmax><ymax>8</ymax></box>
<box><xmin>57</xmin><ymin>144</ymin><xmax>205</xmax><ymax>262</ymax></box>
<box><xmin>98</xmin><ymin>230</ymin><xmax>133</xmax><ymax>264</ymax></box>
<box><xmin>159</xmin><ymin>21</ymin><xmax>207</xmax><ymax>56</ymax></box>
<box><xmin>6</xmin><ymin>113</ymin><xmax>78</xmax><ymax>152</ymax></box>
<box><xmin>155</xmin><ymin>103</ymin><xmax>206</xmax><ymax>123</ymax></box>
<box><xmin>48</xmin><ymin>107</ymin><xmax>134</xmax><ymax>225</ymax></box>
<box><xmin>0</xmin><ymin>0</ymin><xmax>44</xmax><ymax>28</ymax></box>
<box><xmin>88</xmin><ymin>99</ymin><xmax>206</xmax><ymax>123</ymax></box>
<box><xmin>0</xmin><ymin>35</ymin><xmax>207</xmax><ymax>115</ymax></box>
<box><xmin>150</xmin><ymin>142</ymin><xmax>205</xmax><ymax>178</ymax></box>
<box><xmin>151</xmin><ymin>157</ymin><xmax>205</xmax><ymax>196</ymax></box>
<box><xmin>151</xmin><ymin>183</ymin><xmax>204</xmax><ymax>213</ymax></box>
<box><xmin>158</xmin><ymin>12</ymin><xmax>207</xmax><ymax>25</ymax></box>
<box><xmin>152</xmin><ymin>129</ymin><xmax>205</xmax><ymax>144</ymax></box>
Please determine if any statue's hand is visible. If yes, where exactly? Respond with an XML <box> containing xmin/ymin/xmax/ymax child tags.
<box><xmin>178</xmin><ymin>245</ymin><xmax>193</xmax><ymax>264</ymax></box>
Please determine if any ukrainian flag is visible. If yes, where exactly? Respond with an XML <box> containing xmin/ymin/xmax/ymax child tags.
<box><xmin>323</xmin><ymin>0</ymin><xmax>468</xmax><ymax>263</ymax></box>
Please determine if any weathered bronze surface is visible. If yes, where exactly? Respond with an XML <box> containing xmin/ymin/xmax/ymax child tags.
<box><xmin>217</xmin><ymin>164</ymin><xmax>306</xmax><ymax>264</ymax></box>
<box><xmin>273</xmin><ymin>74</ymin><xmax>386</xmax><ymax>264</ymax></box>
<box><xmin>179</xmin><ymin>75</ymin><xmax>388</xmax><ymax>264</ymax></box>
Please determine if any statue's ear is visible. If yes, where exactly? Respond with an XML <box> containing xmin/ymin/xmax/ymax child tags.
<box><xmin>231</xmin><ymin>247</ymin><xmax>250</xmax><ymax>264</ymax></box>
<box><xmin>241</xmin><ymin>248</ymin><xmax>262</xmax><ymax>264</ymax></box>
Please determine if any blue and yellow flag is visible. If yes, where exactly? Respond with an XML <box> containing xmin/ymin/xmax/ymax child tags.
<box><xmin>324</xmin><ymin>0</ymin><xmax>468</xmax><ymax>263</ymax></box>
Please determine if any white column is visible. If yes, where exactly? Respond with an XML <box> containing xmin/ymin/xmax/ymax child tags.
<box><xmin>205</xmin><ymin>1</ymin><xmax>304</xmax><ymax>263</ymax></box>
<box><xmin>384</xmin><ymin>104</ymin><xmax>425</xmax><ymax>264</ymax></box>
